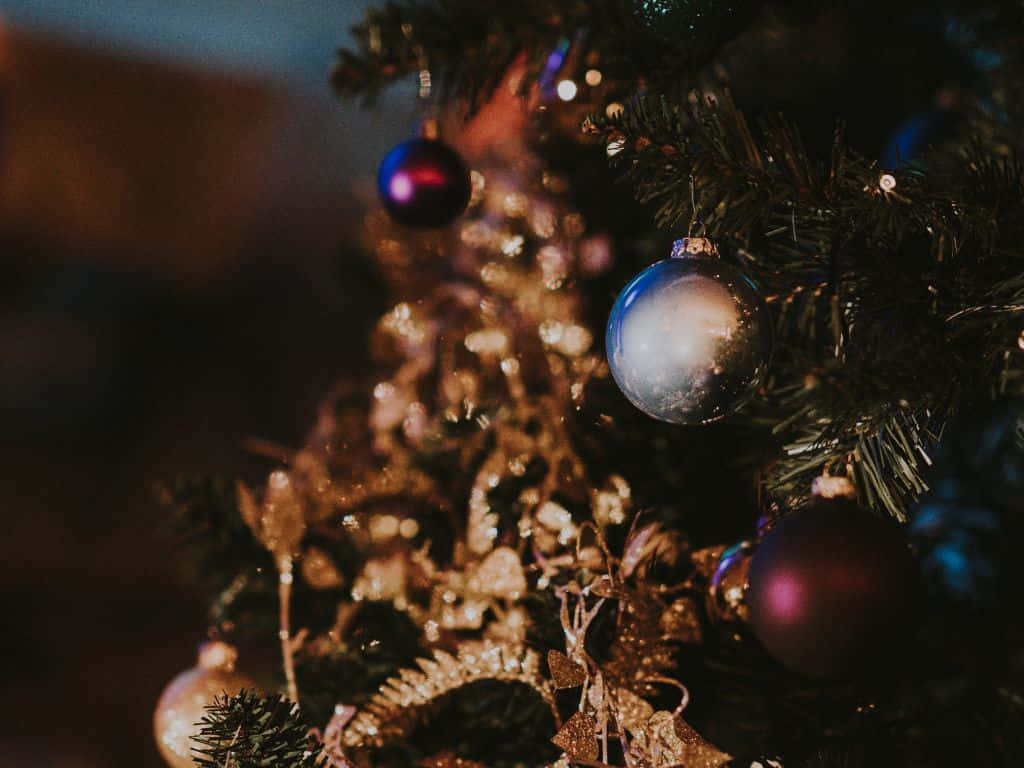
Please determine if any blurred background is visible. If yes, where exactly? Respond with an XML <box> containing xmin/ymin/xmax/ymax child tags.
<box><xmin>0</xmin><ymin>2</ymin><xmax>405</xmax><ymax>765</ymax></box>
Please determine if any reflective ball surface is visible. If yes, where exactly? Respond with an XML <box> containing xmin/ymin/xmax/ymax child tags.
<box><xmin>377</xmin><ymin>138</ymin><xmax>471</xmax><ymax>229</ymax></box>
<box><xmin>954</xmin><ymin>399</ymin><xmax>1024</xmax><ymax>514</ymax></box>
<box><xmin>708</xmin><ymin>539</ymin><xmax>755</xmax><ymax>625</ymax></box>
<box><xmin>605</xmin><ymin>254</ymin><xmax>771</xmax><ymax>424</ymax></box>
<box><xmin>747</xmin><ymin>498</ymin><xmax>917</xmax><ymax>678</ymax></box>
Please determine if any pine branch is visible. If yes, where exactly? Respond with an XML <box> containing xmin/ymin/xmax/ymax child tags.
<box><xmin>331</xmin><ymin>0</ymin><xmax>737</xmax><ymax>110</ymax></box>
<box><xmin>588</xmin><ymin>93</ymin><xmax>1024</xmax><ymax>518</ymax></box>
<box><xmin>296</xmin><ymin>603</ymin><xmax>422</xmax><ymax>726</ymax></box>
<box><xmin>193</xmin><ymin>690</ymin><xmax>321</xmax><ymax>768</ymax></box>
<box><xmin>161</xmin><ymin>475</ymin><xmax>272</xmax><ymax>593</ymax></box>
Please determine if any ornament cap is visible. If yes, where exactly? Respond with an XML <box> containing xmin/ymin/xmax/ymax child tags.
<box><xmin>671</xmin><ymin>237</ymin><xmax>719</xmax><ymax>260</ymax></box>
<box><xmin>419</xmin><ymin>116</ymin><xmax>441</xmax><ymax>140</ymax></box>
<box><xmin>811</xmin><ymin>474</ymin><xmax>856</xmax><ymax>500</ymax></box>
<box><xmin>197</xmin><ymin>640</ymin><xmax>238</xmax><ymax>672</ymax></box>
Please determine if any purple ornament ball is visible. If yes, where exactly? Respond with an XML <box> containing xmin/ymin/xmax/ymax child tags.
<box><xmin>747</xmin><ymin>497</ymin><xmax>917</xmax><ymax>677</ymax></box>
<box><xmin>377</xmin><ymin>138</ymin><xmax>471</xmax><ymax>228</ymax></box>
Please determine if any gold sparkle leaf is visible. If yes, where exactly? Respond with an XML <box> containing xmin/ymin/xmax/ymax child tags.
<box><xmin>551</xmin><ymin>711</ymin><xmax>598</xmax><ymax>762</ymax></box>
<box><xmin>547</xmin><ymin>650</ymin><xmax>586</xmax><ymax>689</ymax></box>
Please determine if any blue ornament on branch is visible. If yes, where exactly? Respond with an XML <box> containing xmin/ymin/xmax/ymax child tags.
<box><xmin>953</xmin><ymin>399</ymin><xmax>1024</xmax><ymax>514</ymax></box>
<box><xmin>909</xmin><ymin>400</ymin><xmax>1024</xmax><ymax>619</ymax></box>
<box><xmin>605</xmin><ymin>237</ymin><xmax>771</xmax><ymax>425</ymax></box>
<box><xmin>910</xmin><ymin>492</ymin><xmax>1003</xmax><ymax>613</ymax></box>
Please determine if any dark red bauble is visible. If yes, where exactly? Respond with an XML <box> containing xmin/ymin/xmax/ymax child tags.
<box><xmin>377</xmin><ymin>138</ymin><xmax>471</xmax><ymax>228</ymax></box>
<box><xmin>747</xmin><ymin>497</ymin><xmax>917</xmax><ymax>678</ymax></box>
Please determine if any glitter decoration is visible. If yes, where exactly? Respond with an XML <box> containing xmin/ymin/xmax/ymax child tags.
<box><xmin>342</xmin><ymin>642</ymin><xmax>555</xmax><ymax>748</ymax></box>
<box><xmin>632</xmin><ymin>712</ymin><xmax>732</xmax><ymax>768</ymax></box>
<box><xmin>301</xmin><ymin>546</ymin><xmax>345</xmax><ymax>589</ymax></box>
<box><xmin>471</xmin><ymin>546</ymin><xmax>527</xmax><ymax>599</ymax></box>
<box><xmin>190</xmin><ymin>144</ymin><xmax>725</xmax><ymax>767</ymax></box>
<box><xmin>237</xmin><ymin>473</ymin><xmax>306</xmax><ymax>701</ymax></box>
<box><xmin>547</xmin><ymin>650</ymin><xmax>587</xmax><ymax>688</ymax></box>
<box><xmin>552</xmin><ymin>712</ymin><xmax>599</xmax><ymax>762</ymax></box>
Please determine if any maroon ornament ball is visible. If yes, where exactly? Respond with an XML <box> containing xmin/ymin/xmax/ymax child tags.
<box><xmin>746</xmin><ymin>497</ymin><xmax>917</xmax><ymax>678</ymax></box>
<box><xmin>377</xmin><ymin>138</ymin><xmax>471</xmax><ymax>228</ymax></box>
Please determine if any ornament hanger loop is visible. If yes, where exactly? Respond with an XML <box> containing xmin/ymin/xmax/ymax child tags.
<box><xmin>688</xmin><ymin>175</ymin><xmax>701</xmax><ymax>236</ymax></box>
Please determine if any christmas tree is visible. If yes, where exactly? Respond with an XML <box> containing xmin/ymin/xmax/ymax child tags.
<box><xmin>154</xmin><ymin>2</ymin><xmax>1024</xmax><ymax>766</ymax></box>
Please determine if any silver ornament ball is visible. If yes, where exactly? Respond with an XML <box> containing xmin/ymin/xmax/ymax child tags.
<box><xmin>605</xmin><ymin>238</ymin><xmax>771</xmax><ymax>424</ymax></box>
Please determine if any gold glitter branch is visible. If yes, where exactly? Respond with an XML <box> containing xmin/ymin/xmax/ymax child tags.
<box><xmin>341</xmin><ymin>641</ymin><xmax>557</xmax><ymax>750</ymax></box>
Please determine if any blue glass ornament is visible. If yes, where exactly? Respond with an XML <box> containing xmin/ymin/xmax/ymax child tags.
<box><xmin>377</xmin><ymin>138</ymin><xmax>471</xmax><ymax>228</ymax></box>
<box><xmin>954</xmin><ymin>400</ymin><xmax>1024</xmax><ymax>514</ymax></box>
<box><xmin>910</xmin><ymin>494</ymin><xmax>1002</xmax><ymax>612</ymax></box>
<box><xmin>908</xmin><ymin>401</ymin><xmax>1024</xmax><ymax>616</ymax></box>
<box><xmin>880</xmin><ymin>110</ymin><xmax>960</xmax><ymax>168</ymax></box>
<box><xmin>605</xmin><ymin>238</ymin><xmax>771</xmax><ymax>425</ymax></box>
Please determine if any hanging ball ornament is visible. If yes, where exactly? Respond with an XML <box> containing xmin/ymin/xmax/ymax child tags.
<box><xmin>153</xmin><ymin>641</ymin><xmax>257</xmax><ymax>768</ymax></box>
<box><xmin>708</xmin><ymin>539</ymin><xmax>755</xmax><ymax>626</ymax></box>
<box><xmin>910</xmin><ymin>484</ymin><xmax>1005</xmax><ymax>616</ymax></box>
<box><xmin>377</xmin><ymin>137</ymin><xmax>471</xmax><ymax>228</ymax></box>
<box><xmin>746</xmin><ymin>494</ymin><xmax>917</xmax><ymax>678</ymax></box>
<box><xmin>950</xmin><ymin>399</ymin><xmax>1024</xmax><ymax>514</ymax></box>
<box><xmin>605</xmin><ymin>238</ymin><xmax>771</xmax><ymax>425</ymax></box>
<box><xmin>908</xmin><ymin>400</ymin><xmax>1024</xmax><ymax>620</ymax></box>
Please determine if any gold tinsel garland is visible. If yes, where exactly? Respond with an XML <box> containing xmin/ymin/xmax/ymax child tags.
<box><xmin>226</xmin><ymin>144</ymin><xmax>731</xmax><ymax>767</ymax></box>
<box><xmin>341</xmin><ymin>641</ymin><xmax>556</xmax><ymax>749</ymax></box>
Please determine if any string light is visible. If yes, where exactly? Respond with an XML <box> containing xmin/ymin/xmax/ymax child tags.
<box><xmin>557</xmin><ymin>79</ymin><xmax>578</xmax><ymax>101</ymax></box>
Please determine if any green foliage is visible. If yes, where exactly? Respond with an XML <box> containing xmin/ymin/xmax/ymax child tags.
<box><xmin>164</xmin><ymin>475</ymin><xmax>352</xmax><ymax>637</ymax></box>
<box><xmin>162</xmin><ymin>475</ymin><xmax>272</xmax><ymax>593</ymax></box>
<box><xmin>296</xmin><ymin>602</ymin><xmax>422</xmax><ymax>726</ymax></box>
<box><xmin>331</xmin><ymin>0</ymin><xmax>722</xmax><ymax>110</ymax></box>
<box><xmin>360</xmin><ymin>681</ymin><xmax>559</xmax><ymax>768</ymax></box>
<box><xmin>404</xmin><ymin>679</ymin><xmax>560</xmax><ymax>768</ymax></box>
<box><xmin>193</xmin><ymin>690</ymin><xmax>320</xmax><ymax>768</ymax></box>
<box><xmin>587</xmin><ymin>93</ymin><xmax>1024</xmax><ymax>518</ymax></box>
<box><xmin>331</xmin><ymin>0</ymin><xmax>1024</xmax><ymax>524</ymax></box>
<box><xmin>167</xmin><ymin>4</ymin><xmax>1024</xmax><ymax>768</ymax></box>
